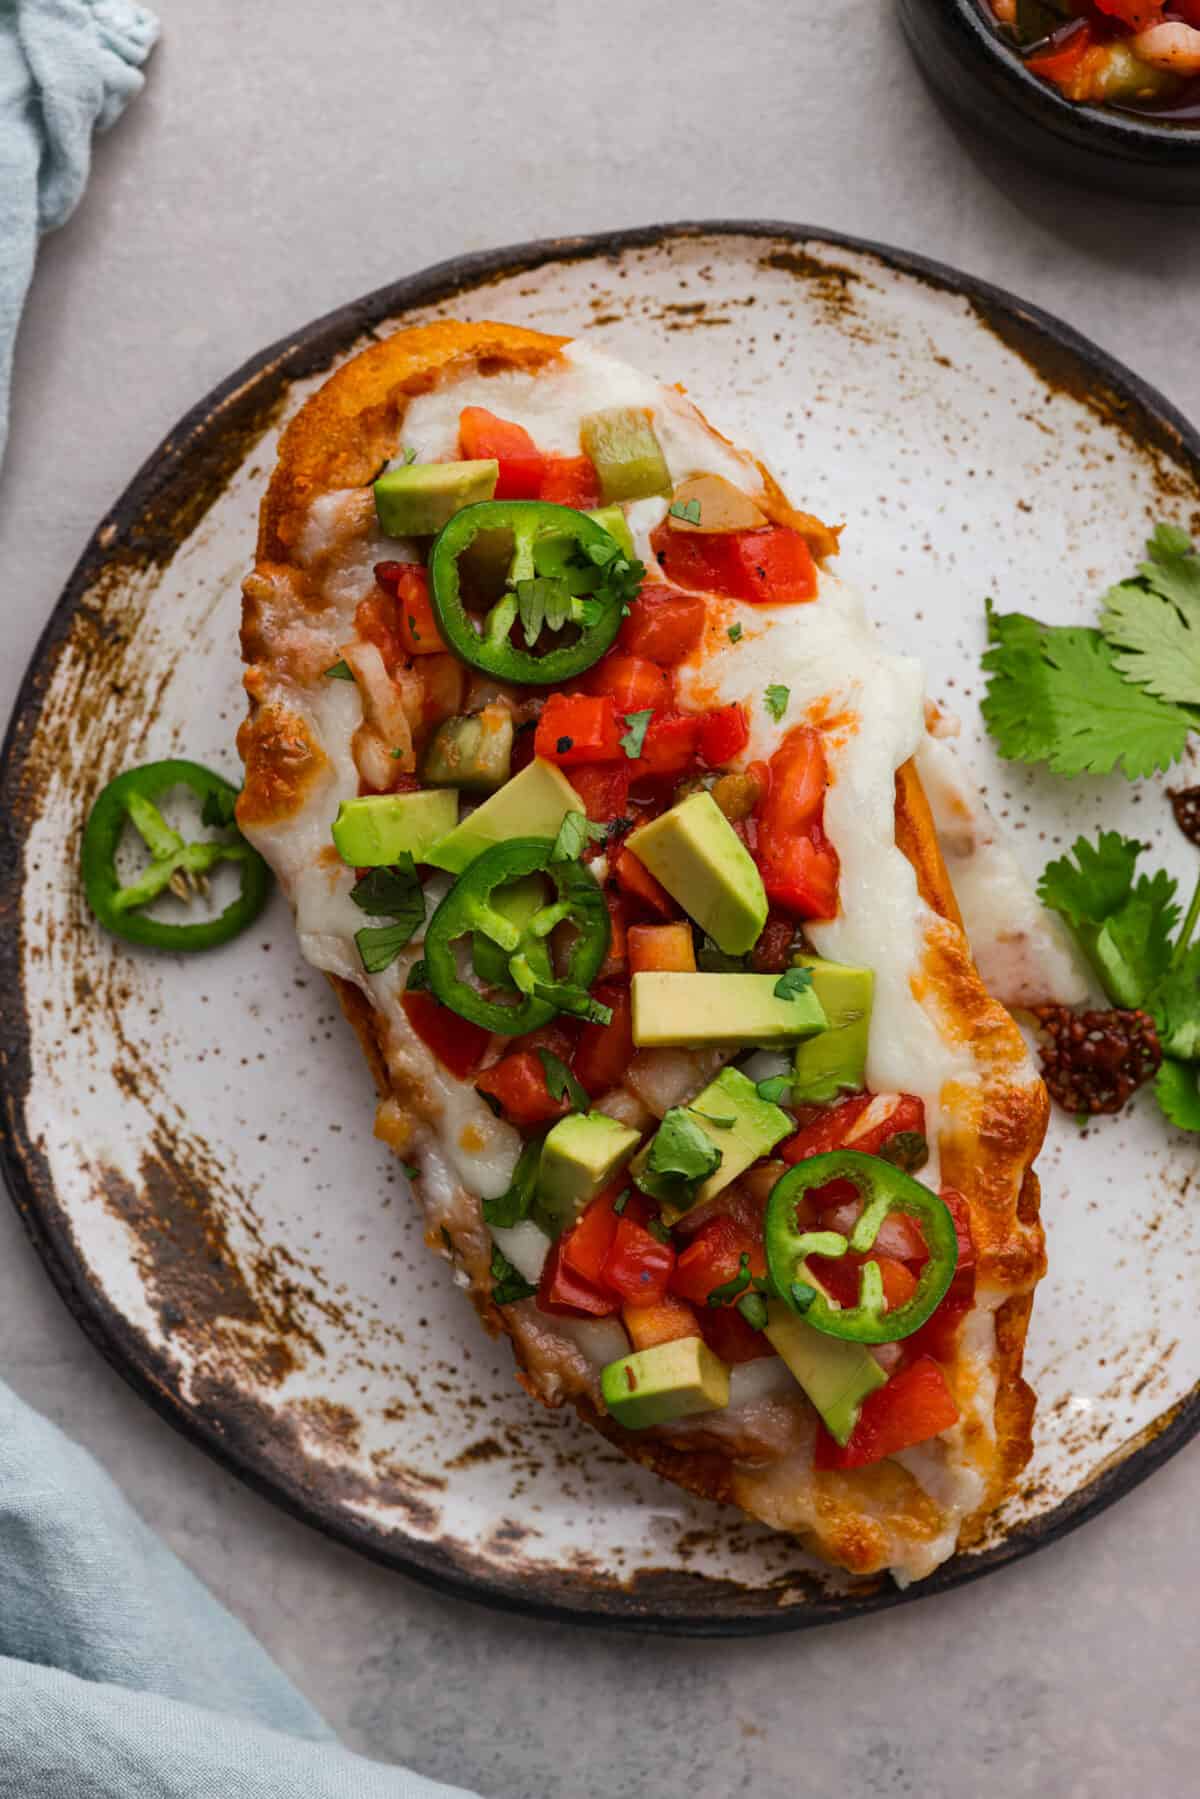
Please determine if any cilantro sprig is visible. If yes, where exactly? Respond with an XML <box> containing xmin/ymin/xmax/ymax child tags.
<box><xmin>551</xmin><ymin>809</ymin><xmax>606</xmax><ymax>863</ymax></box>
<box><xmin>1039</xmin><ymin>830</ymin><xmax>1200</xmax><ymax>1132</ymax></box>
<box><xmin>351</xmin><ymin>854</ymin><xmax>425</xmax><ymax>974</ymax></box>
<box><xmin>490</xmin><ymin>1245</ymin><xmax>538</xmax><ymax>1305</ymax></box>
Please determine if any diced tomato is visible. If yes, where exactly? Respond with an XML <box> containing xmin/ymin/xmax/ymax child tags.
<box><xmin>571</xmin><ymin>981</ymin><xmax>634</xmax><ymax>1097</ymax></box>
<box><xmin>750</xmin><ymin>911</ymin><xmax>797</xmax><ymax>974</ymax></box>
<box><xmin>624</xmin><ymin>1295</ymin><xmax>701</xmax><ymax>1350</ymax></box>
<box><xmin>534</xmin><ymin>693</ymin><xmax>622</xmax><ymax>766</ymax></box>
<box><xmin>601</xmin><ymin>1214</ymin><xmax>675</xmax><ymax>1308</ymax></box>
<box><xmin>842</xmin><ymin>1093</ymin><xmax>926</xmax><ymax>1158</ymax></box>
<box><xmin>813</xmin><ymin>1357</ymin><xmax>960</xmax><ymax>1470</ymax></box>
<box><xmin>699</xmin><ymin>1302</ymin><xmax>775</xmax><ymax>1365</ymax></box>
<box><xmin>618</xmin><ymin>583</ymin><xmax>707</xmax><ymax>664</ymax></box>
<box><xmin>755</xmin><ymin>727</ymin><xmax>839</xmax><ymax>921</ymax></box>
<box><xmin>569</xmin><ymin>762</ymin><xmax>630</xmax><ymax>823</ymax></box>
<box><xmin>818</xmin><ymin>1191</ymin><xmax>929</xmax><ymax>1265</ymax></box>
<box><xmin>906</xmin><ymin>1296</ymin><xmax>971</xmax><ymax>1366</ymax></box>
<box><xmin>653</xmin><ymin>522</ymin><xmax>817</xmax><ymax>605</ymax></box>
<box><xmin>1092</xmin><ymin>0</ymin><xmax>1163</xmax><ymax>25</ymax></box>
<box><xmin>599</xmin><ymin>890</ymin><xmax>628</xmax><ymax>980</ymax></box>
<box><xmin>1026</xmin><ymin>21</ymin><xmax>1092</xmax><ymax>84</ymax></box>
<box><xmin>939</xmin><ymin>1187</ymin><xmax>976</xmax><ymax>1279</ymax></box>
<box><xmin>539</xmin><ymin>453</ymin><xmax>601</xmax><ymax>509</ymax></box>
<box><xmin>808</xmin><ymin>1252</ymin><xmax>918</xmax><ymax>1314</ymax></box>
<box><xmin>373</xmin><ymin>561</ymin><xmax>447</xmax><ymax>657</ymax></box>
<box><xmin>401</xmin><ymin>992</ymin><xmax>490</xmax><ymax>1080</ymax></box>
<box><xmin>628</xmin><ymin>922</ymin><xmax>696</xmax><ymax>974</ymax></box>
<box><xmin>778</xmin><ymin>1094</ymin><xmax>873</xmax><ymax>1166</ymax></box>
<box><xmin>353</xmin><ymin>587</ymin><xmax>405</xmax><ymax>673</ymax></box>
<box><xmin>627</xmin><ymin>712</ymin><xmax>703</xmax><ymax>780</ymax></box>
<box><xmin>474</xmin><ymin>1050</ymin><xmax>571</xmax><ymax>1130</ymax></box>
<box><xmin>561</xmin><ymin>1187</ymin><xmax>622</xmax><ymax>1286</ymax></box>
<box><xmin>537</xmin><ymin>1240</ymin><xmax>620</xmax><ymax>1318</ymax></box>
<box><xmin>671</xmin><ymin>1215</ymin><xmax>766</xmax><ymax>1307</ymax></box>
<box><xmin>614</xmin><ymin>846</ymin><xmax>677</xmax><ymax>919</ymax></box>
<box><xmin>587</xmin><ymin>655</ymin><xmax>671</xmax><ymax>714</ymax></box>
<box><xmin>508</xmin><ymin>1020</ymin><xmax>578</xmax><ymax>1061</ymax></box>
<box><xmin>458</xmin><ymin>406</ymin><xmax>543</xmax><ymax>501</ymax></box>
<box><xmin>698</xmin><ymin>703</ymin><xmax>750</xmax><ymax>768</ymax></box>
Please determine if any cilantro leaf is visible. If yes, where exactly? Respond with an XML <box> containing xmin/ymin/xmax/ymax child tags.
<box><xmin>483</xmin><ymin>1137</ymin><xmax>542</xmax><ymax>1229</ymax></box>
<box><xmin>1155</xmin><ymin>1057</ymin><xmax>1200</xmax><ymax>1132</ymax></box>
<box><xmin>324</xmin><ymin>659</ymin><xmax>355</xmax><ymax>681</ymax></box>
<box><xmin>517</xmin><ymin>575</ymin><xmax>573</xmax><ymax>646</ymax></box>
<box><xmin>352</xmin><ymin>854</ymin><xmax>425</xmax><ymax>973</ymax></box>
<box><xmin>669</xmin><ymin>498</ymin><xmax>702</xmax><ymax>524</ymax></box>
<box><xmin>756</xmin><ymin>1074</ymin><xmax>794</xmax><ymax>1104</ymax></box>
<box><xmin>405</xmin><ymin>957</ymin><xmax>429</xmax><ymax>992</ymax></box>
<box><xmin>1037</xmin><ymin>831</ymin><xmax>1144</xmax><ymax>928</ymax></box>
<box><xmin>647</xmin><ymin>1107</ymin><xmax>722</xmax><ymax>1190</ymax></box>
<box><xmin>981</xmin><ymin>605</ymin><xmax>1192</xmax><ymax>779</ymax></box>
<box><xmin>620</xmin><ymin>709</ymin><xmax>654</xmax><ymax>760</ymax></box>
<box><xmin>537</xmin><ymin>1049</ymin><xmax>590</xmax><ymax>1111</ymax></box>
<box><xmin>1038</xmin><ymin>833</ymin><xmax>1179</xmax><ymax>1008</ymax></box>
<box><xmin>774</xmin><ymin>966</ymin><xmax>814</xmax><ymax>1002</ymax></box>
<box><xmin>1148</xmin><ymin>944</ymin><xmax>1200</xmax><ymax>1062</ymax></box>
<box><xmin>697</xmin><ymin>935</ymin><xmax>748</xmax><ymax>973</ymax></box>
<box><xmin>551</xmin><ymin>809</ymin><xmax>606</xmax><ymax>863</ymax></box>
<box><xmin>1100</xmin><ymin>525</ymin><xmax>1200</xmax><ymax>709</ymax></box>
<box><xmin>727</xmin><ymin>623</ymin><xmax>743</xmax><ymax>644</ymax></box>
<box><xmin>200</xmin><ymin>786</ymin><xmax>239</xmax><ymax>829</ymax></box>
<box><xmin>490</xmin><ymin>1245</ymin><xmax>538</xmax><ymax>1304</ymax></box>
<box><xmin>764</xmin><ymin>684</ymin><xmax>790</xmax><ymax>723</ymax></box>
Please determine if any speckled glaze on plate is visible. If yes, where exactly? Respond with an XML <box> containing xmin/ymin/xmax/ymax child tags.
<box><xmin>1</xmin><ymin>223</ymin><xmax>1198</xmax><ymax>1634</ymax></box>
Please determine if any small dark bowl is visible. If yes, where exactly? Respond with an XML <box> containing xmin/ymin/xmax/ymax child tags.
<box><xmin>898</xmin><ymin>0</ymin><xmax>1200</xmax><ymax>202</ymax></box>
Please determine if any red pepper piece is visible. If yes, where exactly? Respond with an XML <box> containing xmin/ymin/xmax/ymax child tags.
<box><xmin>561</xmin><ymin>1187</ymin><xmax>622</xmax><ymax>1286</ymax></box>
<box><xmin>698</xmin><ymin>703</ymin><xmax>750</xmax><ymax>768</ymax></box>
<box><xmin>618</xmin><ymin>583</ymin><xmax>706</xmax><ymax>664</ymax></box>
<box><xmin>474</xmin><ymin>1050</ymin><xmax>572</xmax><ymax>1129</ymax></box>
<box><xmin>626</xmin><ymin>711</ymin><xmax>703</xmax><ymax>780</ymax></box>
<box><xmin>353</xmin><ymin>587</ymin><xmax>405</xmax><ymax>674</ymax></box>
<box><xmin>572</xmin><ymin>980</ymin><xmax>634</xmax><ymax>1096</ymax></box>
<box><xmin>600</xmin><ymin>1214</ymin><xmax>675</xmax><ymax>1308</ymax></box>
<box><xmin>599</xmin><ymin>891</ymin><xmax>628</xmax><ymax>979</ymax></box>
<box><xmin>537</xmin><ymin>1240</ymin><xmax>620</xmax><ymax>1318</ymax></box>
<box><xmin>1026</xmin><ymin>22</ymin><xmax>1093</xmax><ymax>86</ymax></box>
<box><xmin>539</xmin><ymin>453</ymin><xmax>602</xmax><ymax>509</ymax></box>
<box><xmin>458</xmin><ymin>406</ymin><xmax>544</xmax><ymax>500</ymax></box>
<box><xmin>614</xmin><ymin>846</ymin><xmax>677</xmax><ymax>919</ymax></box>
<box><xmin>813</xmin><ymin>1357</ymin><xmax>959</xmax><ymax>1469</ymax></box>
<box><xmin>534</xmin><ymin>693</ymin><xmax>623</xmax><ymax>766</ymax></box>
<box><xmin>778</xmin><ymin>1094</ymin><xmax>873</xmax><ymax>1165</ymax></box>
<box><xmin>670</xmin><ymin>1215</ymin><xmax>766</xmax><ymax>1306</ymax></box>
<box><xmin>755</xmin><ymin>727</ymin><xmax>840</xmax><ymax>921</ymax></box>
<box><xmin>402</xmin><ymin>991</ymin><xmax>490</xmax><ymax>1079</ymax></box>
<box><xmin>843</xmin><ymin>1093</ymin><xmax>927</xmax><ymax>1158</ymax></box>
<box><xmin>699</xmin><ymin>1302</ymin><xmax>775</xmax><ymax>1365</ymax></box>
<box><xmin>373</xmin><ymin>561</ymin><xmax>447</xmax><ymax>656</ymax></box>
<box><xmin>807</xmin><ymin>1252</ymin><xmax>918</xmax><ymax>1314</ymax></box>
<box><xmin>653</xmin><ymin>523</ymin><xmax>817</xmax><ymax>605</ymax></box>
<box><xmin>587</xmin><ymin>655</ymin><xmax>672</xmax><ymax>714</ymax></box>
<box><xmin>569</xmin><ymin>763</ymin><xmax>631</xmax><ymax>823</ymax></box>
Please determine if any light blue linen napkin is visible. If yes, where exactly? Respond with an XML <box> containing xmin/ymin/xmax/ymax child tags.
<box><xmin>0</xmin><ymin>0</ymin><xmax>160</xmax><ymax>465</ymax></box>
<box><xmin>0</xmin><ymin>1379</ymin><xmax>479</xmax><ymax>1796</ymax></box>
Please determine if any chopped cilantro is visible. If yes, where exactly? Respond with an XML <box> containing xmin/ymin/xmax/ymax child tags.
<box><xmin>697</xmin><ymin>935</ymin><xmax>748</xmax><ymax>973</ymax></box>
<box><xmin>490</xmin><ymin>1245</ymin><xmax>537</xmax><ymax>1305</ymax></box>
<box><xmin>646</xmin><ymin>1215</ymin><xmax>672</xmax><ymax>1245</ymax></box>
<box><xmin>647</xmin><ymin>1107</ymin><xmax>722</xmax><ymax>1190</ymax></box>
<box><xmin>981</xmin><ymin>601</ymin><xmax>1192</xmax><ymax>780</ymax></box>
<box><xmin>536</xmin><ymin>1049</ymin><xmax>590</xmax><ymax>1111</ymax></box>
<box><xmin>669</xmin><ymin>497</ymin><xmax>703</xmax><ymax>524</ymax></box>
<box><xmin>401</xmin><ymin>446</ymin><xmax>418</xmax><ymax>466</ymax></box>
<box><xmin>405</xmin><ymin>957</ymin><xmax>430</xmax><ymax>992</ymax></box>
<box><xmin>1099</xmin><ymin>524</ymin><xmax>1200</xmax><ymax>709</ymax></box>
<box><xmin>620</xmin><ymin>708</ymin><xmax>654</xmax><ymax>760</ymax></box>
<box><xmin>483</xmin><ymin>1137</ymin><xmax>542</xmax><ymax>1229</ymax></box>
<box><xmin>551</xmin><ymin>809</ymin><xmax>607</xmax><ymax>863</ymax></box>
<box><xmin>402</xmin><ymin>1162</ymin><xmax>419</xmax><ymax>1180</ymax></box>
<box><xmin>707</xmin><ymin>1253</ymin><xmax>754</xmax><ymax>1307</ymax></box>
<box><xmin>755</xmin><ymin>1074</ymin><xmax>794</xmax><ymax>1105</ymax></box>
<box><xmin>324</xmin><ymin>659</ymin><xmax>355</xmax><ymax>681</ymax></box>
<box><xmin>727</xmin><ymin>623</ymin><xmax>743</xmax><ymax>644</ymax></box>
<box><xmin>352</xmin><ymin>855</ymin><xmax>425</xmax><ymax>973</ymax></box>
<box><xmin>1152</xmin><ymin>945</ymin><xmax>1200</xmax><ymax>1062</ymax></box>
<box><xmin>880</xmin><ymin>1131</ymin><xmax>929</xmax><ymax>1173</ymax></box>
<box><xmin>774</xmin><ymin>966</ymin><xmax>815</xmax><ymax>1003</ymax></box>
<box><xmin>764</xmin><ymin>684</ymin><xmax>790</xmax><ymax>723</ymax></box>
<box><xmin>612</xmin><ymin>1188</ymin><xmax>631</xmax><ymax>1216</ymax></box>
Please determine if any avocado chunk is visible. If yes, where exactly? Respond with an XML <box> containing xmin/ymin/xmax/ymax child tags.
<box><xmin>764</xmin><ymin>1301</ymin><xmax>886</xmax><ymax>1446</ymax></box>
<box><xmin>630</xmin><ymin>971</ymin><xmax>827</xmax><ymax>1050</ymax></box>
<box><xmin>601</xmin><ymin>1337</ymin><xmax>730</xmax><ymax>1431</ymax></box>
<box><xmin>625</xmin><ymin>793</ymin><xmax>767</xmax><ymax>956</ymax></box>
<box><xmin>331</xmin><ymin>789</ymin><xmax>458</xmax><ymax>867</ymax></box>
<box><xmin>426</xmin><ymin>758</ymin><xmax>583</xmax><ymax>875</ymax></box>
<box><xmin>580</xmin><ymin>406</ymin><xmax>672</xmax><ymax>504</ymax></box>
<box><xmin>536</xmin><ymin>1112</ymin><xmax>643</xmax><ymax>1233</ymax></box>
<box><xmin>630</xmin><ymin>1065</ymin><xmax>791</xmax><ymax>1220</ymax></box>
<box><xmin>789</xmin><ymin>957</ymin><xmax>874</xmax><ymax>1103</ymax></box>
<box><xmin>374</xmin><ymin>459</ymin><xmax>498</xmax><ymax>537</ymax></box>
<box><xmin>472</xmin><ymin>874</ymin><xmax>550</xmax><ymax>990</ymax></box>
<box><xmin>422</xmin><ymin>703</ymin><xmax>513</xmax><ymax>793</ymax></box>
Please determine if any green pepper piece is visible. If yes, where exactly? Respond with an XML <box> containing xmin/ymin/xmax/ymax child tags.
<box><xmin>428</xmin><ymin>500</ymin><xmax>641</xmax><ymax>687</ymax></box>
<box><xmin>764</xmin><ymin>1151</ymin><xmax>958</xmax><ymax>1345</ymax></box>
<box><xmin>422</xmin><ymin>703</ymin><xmax>513</xmax><ymax>792</ymax></box>
<box><xmin>579</xmin><ymin>406</ymin><xmax>672</xmax><ymax>504</ymax></box>
<box><xmin>423</xmin><ymin>836</ymin><xmax>609</xmax><ymax>1034</ymax></box>
<box><xmin>81</xmin><ymin>760</ymin><xmax>272</xmax><ymax>952</ymax></box>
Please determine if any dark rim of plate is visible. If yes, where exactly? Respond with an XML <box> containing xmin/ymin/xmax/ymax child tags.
<box><xmin>1</xmin><ymin>219</ymin><xmax>1198</xmax><ymax>1635</ymax></box>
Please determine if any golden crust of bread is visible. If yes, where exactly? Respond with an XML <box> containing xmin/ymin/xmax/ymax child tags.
<box><xmin>239</xmin><ymin>321</ymin><xmax>1047</xmax><ymax>1578</ymax></box>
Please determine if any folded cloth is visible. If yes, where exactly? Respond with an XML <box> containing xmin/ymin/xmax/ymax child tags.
<box><xmin>0</xmin><ymin>1381</ymin><xmax>478</xmax><ymax>1797</ymax></box>
<box><xmin>0</xmin><ymin>0</ymin><xmax>159</xmax><ymax>466</ymax></box>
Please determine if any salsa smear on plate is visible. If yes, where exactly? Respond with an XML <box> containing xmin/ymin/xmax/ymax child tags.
<box><xmin>986</xmin><ymin>1</ymin><xmax>1200</xmax><ymax>116</ymax></box>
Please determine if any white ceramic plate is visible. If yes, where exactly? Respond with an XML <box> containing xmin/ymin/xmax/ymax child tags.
<box><xmin>2</xmin><ymin>224</ymin><xmax>1197</xmax><ymax>1633</ymax></box>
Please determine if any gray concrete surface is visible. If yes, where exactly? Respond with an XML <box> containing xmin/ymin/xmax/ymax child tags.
<box><xmin>2</xmin><ymin>3</ymin><xmax>1197</xmax><ymax>1794</ymax></box>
